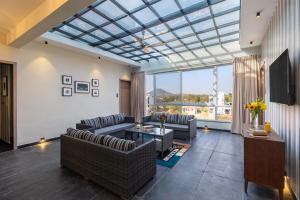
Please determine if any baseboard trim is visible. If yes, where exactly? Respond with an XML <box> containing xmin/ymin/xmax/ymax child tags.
<box><xmin>17</xmin><ymin>137</ymin><xmax>61</xmax><ymax>149</ymax></box>
<box><xmin>198</xmin><ymin>127</ymin><xmax>231</xmax><ymax>132</ymax></box>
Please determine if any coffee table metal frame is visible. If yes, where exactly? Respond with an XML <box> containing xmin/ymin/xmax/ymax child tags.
<box><xmin>125</xmin><ymin>127</ymin><xmax>174</xmax><ymax>157</ymax></box>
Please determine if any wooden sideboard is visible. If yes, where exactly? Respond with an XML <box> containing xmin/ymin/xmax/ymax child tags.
<box><xmin>243</xmin><ymin>124</ymin><xmax>285</xmax><ymax>200</ymax></box>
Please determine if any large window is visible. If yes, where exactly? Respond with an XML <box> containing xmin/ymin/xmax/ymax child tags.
<box><xmin>145</xmin><ymin>64</ymin><xmax>233</xmax><ymax>122</ymax></box>
<box><xmin>155</xmin><ymin>72</ymin><xmax>181</xmax><ymax>104</ymax></box>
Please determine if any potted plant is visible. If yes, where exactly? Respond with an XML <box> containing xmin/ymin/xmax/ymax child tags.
<box><xmin>244</xmin><ymin>98</ymin><xmax>267</xmax><ymax>128</ymax></box>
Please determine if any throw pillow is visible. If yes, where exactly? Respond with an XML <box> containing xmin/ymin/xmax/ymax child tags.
<box><xmin>113</xmin><ymin>113</ymin><xmax>125</xmax><ymax>124</ymax></box>
<box><xmin>81</xmin><ymin>117</ymin><xmax>101</xmax><ymax>129</ymax></box>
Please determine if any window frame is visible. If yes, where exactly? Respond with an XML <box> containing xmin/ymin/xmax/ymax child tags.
<box><xmin>146</xmin><ymin>64</ymin><xmax>232</xmax><ymax>122</ymax></box>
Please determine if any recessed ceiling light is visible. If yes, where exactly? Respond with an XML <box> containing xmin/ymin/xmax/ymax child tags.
<box><xmin>256</xmin><ymin>11</ymin><xmax>261</xmax><ymax>18</ymax></box>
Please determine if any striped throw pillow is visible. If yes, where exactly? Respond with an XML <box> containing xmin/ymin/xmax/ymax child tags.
<box><xmin>93</xmin><ymin>134</ymin><xmax>105</xmax><ymax>144</ymax></box>
<box><xmin>113</xmin><ymin>113</ymin><xmax>125</xmax><ymax>124</ymax></box>
<box><xmin>65</xmin><ymin>129</ymin><xmax>136</xmax><ymax>152</ymax></box>
<box><xmin>166</xmin><ymin>114</ymin><xmax>178</xmax><ymax>124</ymax></box>
<box><xmin>177</xmin><ymin>115</ymin><xmax>194</xmax><ymax>125</ymax></box>
<box><xmin>101</xmin><ymin>135</ymin><xmax>136</xmax><ymax>152</ymax></box>
<box><xmin>151</xmin><ymin>112</ymin><xmax>161</xmax><ymax>122</ymax></box>
<box><xmin>66</xmin><ymin>128</ymin><xmax>94</xmax><ymax>140</ymax></box>
<box><xmin>100</xmin><ymin>115</ymin><xmax>115</xmax><ymax>127</ymax></box>
<box><xmin>81</xmin><ymin>117</ymin><xmax>101</xmax><ymax>129</ymax></box>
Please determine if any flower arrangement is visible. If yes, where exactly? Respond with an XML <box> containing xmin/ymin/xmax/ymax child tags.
<box><xmin>244</xmin><ymin>98</ymin><xmax>267</xmax><ymax>127</ymax></box>
<box><xmin>159</xmin><ymin>114</ymin><xmax>167</xmax><ymax>124</ymax></box>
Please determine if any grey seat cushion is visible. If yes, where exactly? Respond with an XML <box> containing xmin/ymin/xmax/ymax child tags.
<box><xmin>144</xmin><ymin>122</ymin><xmax>188</xmax><ymax>131</ymax></box>
<box><xmin>94</xmin><ymin>123</ymin><xmax>135</xmax><ymax>135</ymax></box>
<box><xmin>165</xmin><ymin>123</ymin><xmax>188</xmax><ymax>131</ymax></box>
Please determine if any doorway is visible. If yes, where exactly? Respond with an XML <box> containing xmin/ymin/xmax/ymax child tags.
<box><xmin>0</xmin><ymin>63</ymin><xmax>14</xmax><ymax>152</ymax></box>
<box><xmin>119</xmin><ymin>80</ymin><xmax>131</xmax><ymax>116</ymax></box>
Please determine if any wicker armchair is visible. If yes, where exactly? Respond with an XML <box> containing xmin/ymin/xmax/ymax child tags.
<box><xmin>61</xmin><ymin>135</ymin><xmax>156</xmax><ymax>199</ymax></box>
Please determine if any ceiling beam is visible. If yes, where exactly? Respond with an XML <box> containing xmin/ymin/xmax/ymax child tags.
<box><xmin>5</xmin><ymin>0</ymin><xmax>96</xmax><ymax>48</ymax></box>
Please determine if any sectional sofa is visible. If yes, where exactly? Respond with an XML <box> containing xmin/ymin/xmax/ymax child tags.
<box><xmin>61</xmin><ymin>128</ymin><xmax>156</xmax><ymax>199</ymax></box>
<box><xmin>76</xmin><ymin>114</ymin><xmax>135</xmax><ymax>137</ymax></box>
<box><xmin>143</xmin><ymin>113</ymin><xmax>197</xmax><ymax>141</ymax></box>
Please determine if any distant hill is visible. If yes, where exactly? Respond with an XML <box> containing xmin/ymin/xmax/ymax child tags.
<box><xmin>148</xmin><ymin>88</ymin><xmax>174</xmax><ymax>96</ymax></box>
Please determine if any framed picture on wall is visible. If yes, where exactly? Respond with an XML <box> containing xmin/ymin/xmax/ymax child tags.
<box><xmin>62</xmin><ymin>75</ymin><xmax>72</xmax><ymax>85</ymax></box>
<box><xmin>62</xmin><ymin>87</ymin><xmax>72</xmax><ymax>96</ymax></box>
<box><xmin>92</xmin><ymin>79</ymin><xmax>99</xmax><ymax>87</ymax></box>
<box><xmin>2</xmin><ymin>76</ymin><xmax>7</xmax><ymax>96</ymax></box>
<box><xmin>74</xmin><ymin>81</ymin><xmax>90</xmax><ymax>93</ymax></box>
<box><xmin>92</xmin><ymin>89</ymin><xmax>99</xmax><ymax>97</ymax></box>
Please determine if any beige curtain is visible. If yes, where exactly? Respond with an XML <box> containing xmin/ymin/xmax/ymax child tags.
<box><xmin>131</xmin><ymin>72</ymin><xmax>145</xmax><ymax>123</ymax></box>
<box><xmin>231</xmin><ymin>55</ymin><xmax>264</xmax><ymax>134</ymax></box>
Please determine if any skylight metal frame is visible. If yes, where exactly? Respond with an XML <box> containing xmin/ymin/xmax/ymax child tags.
<box><xmin>51</xmin><ymin>0</ymin><xmax>240</xmax><ymax>64</ymax></box>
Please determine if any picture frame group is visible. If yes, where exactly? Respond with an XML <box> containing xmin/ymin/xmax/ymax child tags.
<box><xmin>61</xmin><ymin>75</ymin><xmax>99</xmax><ymax>97</ymax></box>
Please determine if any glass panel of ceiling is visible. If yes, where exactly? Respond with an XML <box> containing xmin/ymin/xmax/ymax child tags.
<box><xmin>81</xmin><ymin>11</ymin><xmax>107</xmax><ymax>26</ymax></box>
<box><xmin>95</xmin><ymin>1</ymin><xmax>125</xmax><ymax>19</ymax></box>
<box><xmin>117</xmin><ymin>16</ymin><xmax>141</xmax><ymax>31</ymax></box>
<box><xmin>117</xmin><ymin>0</ymin><xmax>144</xmax><ymax>12</ymax></box>
<box><xmin>186</xmin><ymin>8</ymin><xmax>211</xmax><ymax>22</ymax></box>
<box><xmin>51</xmin><ymin>0</ymin><xmax>241</xmax><ymax>66</ymax></box>
<box><xmin>152</xmin><ymin>0</ymin><xmax>180</xmax><ymax>17</ymax></box>
<box><xmin>177</xmin><ymin>0</ymin><xmax>207</xmax><ymax>9</ymax></box>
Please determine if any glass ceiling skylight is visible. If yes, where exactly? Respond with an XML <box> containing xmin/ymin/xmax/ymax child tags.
<box><xmin>51</xmin><ymin>0</ymin><xmax>241</xmax><ymax>67</ymax></box>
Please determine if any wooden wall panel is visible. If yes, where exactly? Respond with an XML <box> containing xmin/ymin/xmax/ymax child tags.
<box><xmin>261</xmin><ymin>0</ymin><xmax>300</xmax><ymax>198</ymax></box>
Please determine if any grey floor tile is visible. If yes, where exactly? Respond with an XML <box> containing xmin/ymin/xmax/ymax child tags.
<box><xmin>205</xmin><ymin>151</ymin><xmax>244</xmax><ymax>182</ymax></box>
<box><xmin>144</xmin><ymin>170</ymin><xmax>203</xmax><ymax>200</ymax></box>
<box><xmin>214</xmin><ymin>135</ymin><xmax>243</xmax><ymax>156</ymax></box>
<box><xmin>194</xmin><ymin>172</ymin><xmax>244</xmax><ymax>200</ymax></box>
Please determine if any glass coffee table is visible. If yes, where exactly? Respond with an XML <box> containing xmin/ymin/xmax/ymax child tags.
<box><xmin>125</xmin><ymin>126</ymin><xmax>174</xmax><ymax>157</ymax></box>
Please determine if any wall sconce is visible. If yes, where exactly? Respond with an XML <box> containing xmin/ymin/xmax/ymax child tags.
<box><xmin>256</xmin><ymin>11</ymin><xmax>261</xmax><ymax>19</ymax></box>
<box><xmin>40</xmin><ymin>137</ymin><xmax>46</xmax><ymax>143</ymax></box>
<box><xmin>204</xmin><ymin>125</ymin><xmax>208</xmax><ymax>131</ymax></box>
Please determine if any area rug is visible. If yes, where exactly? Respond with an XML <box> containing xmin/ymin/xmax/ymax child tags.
<box><xmin>156</xmin><ymin>142</ymin><xmax>191</xmax><ymax>168</ymax></box>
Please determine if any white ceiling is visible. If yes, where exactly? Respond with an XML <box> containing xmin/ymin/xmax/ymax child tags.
<box><xmin>240</xmin><ymin>0</ymin><xmax>278</xmax><ymax>48</ymax></box>
<box><xmin>0</xmin><ymin>0</ymin><xmax>44</xmax><ymax>33</ymax></box>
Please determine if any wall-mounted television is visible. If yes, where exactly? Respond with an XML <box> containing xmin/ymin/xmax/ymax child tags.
<box><xmin>269</xmin><ymin>49</ymin><xmax>295</xmax><ymax>105</ymax></box>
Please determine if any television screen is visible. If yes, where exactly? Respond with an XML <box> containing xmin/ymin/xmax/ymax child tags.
<box><xmin>269</xmin><ymin>49</ymin><xmax>294</xmax><ymax>105</ymax></box>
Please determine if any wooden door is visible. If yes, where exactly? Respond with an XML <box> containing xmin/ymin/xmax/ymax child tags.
<box><xmin>0</xmin><ymin>63</ymin><xmax>13</xmax><ymax>147</ymax></box>
<box><xmin>119</xmin><ymin>80</ymin><xmax>131</xmax><ymax>116</ymax></box>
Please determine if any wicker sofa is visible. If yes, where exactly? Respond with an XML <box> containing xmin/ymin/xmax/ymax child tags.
<box><xmin>76</xmin><ymin>114</ymin><xmax>135</xmax><ymax>136</ymax></box>
<box><xmin>143</xmin><ymin>113</ymin><xmax>197</xmax><ymax>141</ymax></box>
<box><xmin>61</xmin><ymin>131</ymin><xmax>156</xmax><ymax>199</ymax></box>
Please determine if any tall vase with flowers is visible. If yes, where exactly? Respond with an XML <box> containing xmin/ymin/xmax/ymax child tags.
<box><xmin>159</xmin><ymin>114</ymin><xmax>167</xmax><ymax>131</ymax></box>
<box><xmin>244</xmin><ymin>98</ymin><xmax>267</xmax><ymax>129</ymax></box>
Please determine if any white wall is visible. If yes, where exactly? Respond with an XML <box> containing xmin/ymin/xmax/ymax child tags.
<box><xmin>0</xmin><ymin>41</ymin><xmax>131</xmax><ymax>146</ymax></box>
<box><xmin>261</xmin><ymin>0</ymin><xmax>300</xmax><ymax>198</ymax></box>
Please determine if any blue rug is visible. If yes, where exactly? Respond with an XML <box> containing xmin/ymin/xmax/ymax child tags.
<box><xmin>156</xmin><ymin>142</ymin><xmax>191</xmax><ymax>168</ymax></box>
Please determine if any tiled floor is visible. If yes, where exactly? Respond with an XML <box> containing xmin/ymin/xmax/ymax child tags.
<box><xmin>0</xmin><ymin>130</ymin><xmax>294</xmax><ymax>200</ymax></box>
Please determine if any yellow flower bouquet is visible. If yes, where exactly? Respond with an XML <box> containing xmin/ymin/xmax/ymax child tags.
<box><xmin>243</xmin><ymin>98</ymin><xmax>267</xmax><ymax>128</ymax></box>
